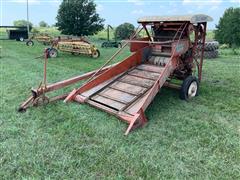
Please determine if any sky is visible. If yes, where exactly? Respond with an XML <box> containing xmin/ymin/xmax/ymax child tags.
<box><xmin>1</xmin><ymin>0</ymin><xmax>239</xmax><ymax>29</ymax></box>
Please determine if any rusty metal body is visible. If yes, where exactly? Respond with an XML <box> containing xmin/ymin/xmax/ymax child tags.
<box><xmin>19</xmin><ymin>14</ymin><xmax>212</xmax><ymax>135</ymax></box>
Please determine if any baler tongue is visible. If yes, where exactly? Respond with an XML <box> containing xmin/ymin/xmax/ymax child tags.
<box><xmin>67</xmin><ymin>52</ymin><xmax>173</xmax><ymax>135</ymax></box>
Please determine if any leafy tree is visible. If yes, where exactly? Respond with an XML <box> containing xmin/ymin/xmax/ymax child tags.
<box><xmin>39</xmin><ymin>21</ymin><xmax>48</xmax><ymax>27</ymax></box>
<box><xmin>56</xmin><ymin>0</ymin><xmax>104</xmax><ymax>36</ymax></box>
<box><xmin>13</xmin><ymin>20</ymin><xmax>33</xmax><ymax>31</ymax></box>
<box><xmin>214</xmin><ymin>7</ymin><xmax>240</xmax><ymax>47</ymax></box>
<box><xmin>115</xmin><ymin>23</ymin><xmax>135</xmax><ymax>40</ymax></box>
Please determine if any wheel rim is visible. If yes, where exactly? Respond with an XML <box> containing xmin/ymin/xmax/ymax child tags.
<box><xmin>50</xmin><ymin>50</ymin><xmax>57</xmax><ymax>57</ymax></box>
<box><xmin>29</xmin><ymin>42</ymin><xmax>33</xmax><ymax>46</ymax></box>
<box><xmin>20</xmin><ymin>37</ymin><xmax>24</xmax><ymax>41</ymax></box>
<box><xmin>188</xmin><ymin>81</ymin><xmax>198</xmax><ymax>98</ymax></box>
<box><xmin>92</xmin><ymin>51</ymin><xmax>99</xmax><ymax>58</ymax></box>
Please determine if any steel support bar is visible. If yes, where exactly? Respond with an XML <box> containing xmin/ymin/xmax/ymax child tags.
<box><xmin>18</xmin><ymin>64</ymin><xmax>117</xmax><ymax>112</ymax></box>
<box><xmin>33</xmin><ymin>63</ymin><xmax>117</xmax><ymax>94</ymax></box>
<box><xmin>199</xmin><ymin>22</ymin><xmax>207</xmax><ymax>82</ymax></box>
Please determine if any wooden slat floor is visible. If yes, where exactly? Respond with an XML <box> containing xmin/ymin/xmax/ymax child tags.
<box><xmin>88</xmin><ymin>64</ymin><xmax>164</xmax><ymax>112</ymax></box>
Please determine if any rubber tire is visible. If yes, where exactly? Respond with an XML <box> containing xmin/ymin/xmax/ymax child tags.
<box><xmin>26</xmin><ymin>40</ymin><xmax>34</xmax><ymax>46</ymax></box>
<box><xmin>180</xmin><ymin>75</ymin><xmax>199</xmax><ymax>100</ymax></box>
<box><xmin>48</xmin><ymin>48</ymin><xmax>58</xmax><ymax>58</ymax></box>
<box><xmin>92</xmin><ymin>49</ymin><xmax>100</xmax><ymax>58</ymax></box>
<box><xmin>204</xmin><ymin>50</ymin><xmax>219</xmax><ymax>59</ymax></box>
<box><xmin>204</xmin><ymin>41</ymin><xmax>219</xmax><ymax>51</ymax></box>
<box><xmin>198</xmin><ymin>41</ymin><xmax>219</xmax><ymax>51</ymax></box>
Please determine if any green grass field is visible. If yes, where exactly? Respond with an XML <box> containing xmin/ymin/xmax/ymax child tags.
<box><xmin>0</xmin><ymin>39</ymin><xmax>240</xmax><ymax>179</ymax></box>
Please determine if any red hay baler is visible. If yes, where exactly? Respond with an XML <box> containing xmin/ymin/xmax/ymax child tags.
<box><xmin>19</xmin><ymin>14</ymin><xmax>213</xmax><ymax>135</ymax></box>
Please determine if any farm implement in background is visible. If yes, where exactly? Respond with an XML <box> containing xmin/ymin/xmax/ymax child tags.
<box><xmin>26</xmin><ymin>33</ymin><xmax>53</xmax><ymax>46</ymax></box>
<box><xmin>101</xmin><ymin>25</ymin><xmax>122</xmax><ymax>48</ymax></box>
<box><xmin>48</xmin><ymin>36</ymin><xmax>100</xmax><ymax>58</ymax></box>
<box><xmin>201</xmin><ymin>41</ymin><xmax>219</xmax><ymax>59</ymax></box>
<box><xmin>19</xmin><ymin>14</ymin><xmax>212</xmax><ymax>135</ymax></box>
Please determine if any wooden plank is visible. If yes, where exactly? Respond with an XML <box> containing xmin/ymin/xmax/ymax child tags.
<box><xmin>81</xmin><ymin>79</ymin><xmax>111</xmax><ymax>98</ymax></box>
<box><xmin>91</xmin><ymin>95</ymin><xmax>126</xmax><ymax>110</ymax></box>
<box><xmin>99</xmin><ymin>88</ymin><xmax>136</xmax><ymax>104</ymax></box>
<box><xmin>86</xmin><ymin>100</ymin><xmax>132</xmax><ymax>123</ymax></box>
<box><xmin>124</xmin><ymin>91</ymin><xmax>150</xmax><ymax>115</ymax></box>
<box><xmin>136</xmin><ymin>64</ymin><xmax>164</xmax><ymax>73</ymax></box>
<box><xmin>125</xmin><ymin>57</ymin><xmax>176</xmax><ymax>115</ymax></box>
<box><xmin>87</xmin><ymin>100</ymin><xmax>119</xmax><ymax>116</ymax></box>
<box><xmin>65</xmin><ymin>51</ymin><xmax>142</xmax><ymax>102</ymax></box>
<box><xmin>118</xmin><ymin>74</ymin><xmax>155</xmax><ymax>88</ymax></box>
<box><xmin>128</xmin><ymin>69</ymin><xmax>160</xmax><ymax>80</ymax></box>
<box><xmin>98</xmin><ymin>94</ymin><xmax>128</xmax><ymax>104</ymax></box>
<box><xmin>108</xmin><ymin>86</ymin><xmax>138</xmax><ymax>96</ymax></box>
<box><xmin>81</xmin><ymin>74</ymin><xmax>122</xmax><ymax>98</ymax></box>
<box><xmin>109</xmin><ymin>81</ymin><xmax>146</xmax><ymax>95</ymax></box>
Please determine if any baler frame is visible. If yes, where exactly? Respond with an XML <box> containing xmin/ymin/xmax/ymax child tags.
<box><xmin>19</xmin><ymin>14</ymin><xmax>212</xmax><ymax>135</ymax></box>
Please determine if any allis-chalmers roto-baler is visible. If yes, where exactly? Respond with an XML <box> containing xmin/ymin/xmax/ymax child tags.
<box><xmin>19</xmin><ymin>14</ymin><xmax>213</xmax><ymax>135</ymax></box>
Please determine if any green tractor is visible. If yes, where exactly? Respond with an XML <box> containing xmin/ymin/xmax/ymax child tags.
<box><xmin>101</xmin><ymin>25</ymin><xmax>122</xmax><ymax>48</ymax></box>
